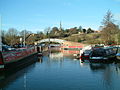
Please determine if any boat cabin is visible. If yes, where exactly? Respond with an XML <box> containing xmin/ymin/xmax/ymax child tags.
<box><xmin>89</xmin><ymin>47</ymin><xmax>116</xmax><ymax>61</ymax></box>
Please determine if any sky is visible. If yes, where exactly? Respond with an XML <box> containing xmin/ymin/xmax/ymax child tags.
<box><xmin>0</xmin><ymin>0</ymin><xmax>120</xmax><ymax>33</ymax></box>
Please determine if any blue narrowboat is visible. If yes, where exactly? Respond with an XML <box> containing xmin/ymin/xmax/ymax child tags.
<box><xmin>89</xmin><ymin>47</ymin><xmax>116</xmax><ymax>62</ymax></box>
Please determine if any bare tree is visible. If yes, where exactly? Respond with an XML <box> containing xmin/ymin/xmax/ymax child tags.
<box><xmin>19</xmin><ymin>30</ymin><xmax>32</xmax><ymax>45</ymax></box>
<box><xmin>44</xmin><ymin>27</ymin><xmax>51</xmax><ymax>38</ymax></box>
<box><xmin>101</xmin><ymin>10</ymin><xmax>119</xmax><ymax>45</ymax></box>
<box><xmin>5</xmin><ymin>28</ymin><xmax>19</xmax><ymax>46</ymax></box>
<box><xmin>19</xmin><ymin>30</ymin><xmax>32</xmax><ymax>37</ymax></box>
<box><xmin>102</xmin><ymin>10</ymin><xmax>114</xmax><ymax>26</ymax></box>
<box><xmin>1</xmin><ymin>30</ymin><xmax>6</xmax><ymax>44</ymax></box>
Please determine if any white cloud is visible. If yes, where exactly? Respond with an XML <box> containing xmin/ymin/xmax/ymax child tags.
<box><xmin>114</xmin><ymin>14</ymin><xmax>120</xmax><ymax>20</ymax></box>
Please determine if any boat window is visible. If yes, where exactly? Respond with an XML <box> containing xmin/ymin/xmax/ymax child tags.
<box><xmin>105</xmin><ymin>48</ymin><xmax>115</xmax><ymax>55</ymax></box>
<box><xmin>106</xmin><ymin>50</ymin><xmax>109</xmax><ymax>55</ymax></box>
<box><xmin>92</xmin><ymin>49</ymin><xmax>105</xmax><ymax>56</ymax></box>
<box><xmin>117</xmin><ymin>48</ymin><xmax>120</xmax><ymax>53</ymax></box>
<box><xmin>84</xmin><ymin>50</ymin><xmax>91</xmax><ymax>54</ymax></box>
<box><xmin>113</xmin><ymin>47</ymin><xmax>118</xmax><ymax>53</ymax></box>
<box><xmin>109</xmin><ymin>49</ymin><xmax>113</xmax><ymax>54</ymax></box>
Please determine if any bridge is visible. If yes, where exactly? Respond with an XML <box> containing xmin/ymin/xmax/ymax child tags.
<box><xmin>35</xmin><ymin>38</ymin><xmax>66</xmax><ymax>44</ymax></box>
<box><xmin>34</xmin><ymin>38</ymin><xmax>85</xmax><ymax>49</ymax></box>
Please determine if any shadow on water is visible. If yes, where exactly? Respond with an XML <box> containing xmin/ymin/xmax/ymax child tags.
<box><xmin>89</xmin><ymin>63</ymin><xmax>107</xmax><ymax>71</ymax></box>
<box><xmin>0</xmin><ymin>54</ymin><xmax>40</xmax><ymax>89</ymax></box>
<box><xmin>77</xmin><ymin>60</ymin><xmax>120</xmax><ymax>90</ymax></box>
<box><xmin>82</xmin><ymin>58</ymin><xmax>120</xmax><ymax>73</ymax></box>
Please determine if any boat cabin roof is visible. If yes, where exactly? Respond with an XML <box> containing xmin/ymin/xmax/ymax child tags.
<box><xmin>92</xmin><ymin>47</ymin><xmax>116</xmax><ymax>56</ymax></box>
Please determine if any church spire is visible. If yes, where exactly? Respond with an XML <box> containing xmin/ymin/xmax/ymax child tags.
<box><xmin>59</xmin><ymin>21</ymin><xmax>62</xmax><ymax>31</ymax></box>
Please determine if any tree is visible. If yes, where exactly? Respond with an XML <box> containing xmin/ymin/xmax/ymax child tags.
<box><xmin>52</xmin><ymin>27</ymin><xmax>59</xmax><ymax>32</ymax></box>
<box><xmin>49</xmin><ymin>27</ymin><xmax>59</xmax><ymax>38</ymax></box>
<box><xmin>102</xmin><ymin>10</ymin><xmax>114</xmax><ymax>26</ymax></box>
<box><xmin>116</xmin><ymin>30</ymin><xmax>120</xmax><ymax>44</ymax></box>
<box><xmin>69</xmin><ymin>27</ymin><xmax>78</xmax><ymax>35</ymax></box>
<box><xmin>78</xmin><ymin>26</ymin><xmax>82</xmax><ymax>32</ymax></box>
<box><xmin>44</xmin><ymin>27</ymin><xmax>51</xmax><ymax>37</ymax></box>
<box><xmin>101</xmin><ymin>10</ymin><xmax>119</xmax><ymax>45</ymax></box>
<box><xmin>5</xmin><ymin>28</ymin><xmax>19</xmax><ymax>46</ymax></box>
<box><xmin>19</xmin><ymin>30</ymin><xmax>32</xmax><ymax>37</ymax></box>
<box><xmin>36</xmin><ymin>31</ymin><xmax>45</xmax><ymax>40</ymax></box>
<box><xmin>1</xmin><ymin>30</ymin><xmax>7</xmax><ymax>44</ymax></box>
<box><xmin>87</xmin><ymin>28</ymin><xmax>94</xmax><ymax>33</ymax></box>
<box><xmin>82</xmin><ymin>29</ymin><xmax>86</xmax><ymax>33</ymax></box>
<box><xmin>19</xmin><ymin>30</ymin><xmax>32</xmax><ymax>45</ymax></box>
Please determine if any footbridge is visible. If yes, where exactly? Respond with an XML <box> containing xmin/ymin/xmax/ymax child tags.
<box><xmin>34</xmin><ymin>38</ymin><xmax>85</xmax><ymax>49</ymax></box>
<box><xmin>35</xmin><ymin>38</ymin><xmax>65</xmax><ymax>44</ymax></box>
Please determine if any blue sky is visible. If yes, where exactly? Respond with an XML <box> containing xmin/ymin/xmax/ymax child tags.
<box><xmin>0</xmin><ymin>0</ymin><xmax>120</xmax><ymax>33</ymax></box>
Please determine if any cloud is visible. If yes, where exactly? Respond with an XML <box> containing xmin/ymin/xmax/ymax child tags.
<box><xmin>114</xmin><ymin>14</ymin><xmax>120</xmax><ymax>20</ymax></box>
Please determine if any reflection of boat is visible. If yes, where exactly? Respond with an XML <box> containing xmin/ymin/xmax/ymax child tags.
<box><xmin>89</xmin><ymin>63</ymin><xmax>106</xmax><ymax>71</ymax></box>
<box><xmin>89</xmin><ymin>47</ymin><xmax>116</xmax><ymax>62</ymax></box>
<box><xmin>0</xmin><ymin>62</ymin><xmax>36</xmax><ymax>89</ymax></box>
<box><xmin>0</xmin><ymin>47</ymin><xmax>37</xmax><ymax>70</ymax></box>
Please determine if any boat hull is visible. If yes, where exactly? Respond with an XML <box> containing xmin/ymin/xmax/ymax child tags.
<box><xmin>89</xmin><ymin>57</ymin><xmax>115</xmax><ymax>63</ymax></box>
<box><xmin>0</xmin><ymin>47</ymin><xmax>38</xmax><ymax>71</ymax></box>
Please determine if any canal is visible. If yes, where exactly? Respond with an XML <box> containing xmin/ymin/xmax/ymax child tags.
<box><xmin>1</xmin><ymin>49</ymin><xmax>120</xmax><ymax>90</ymax></box>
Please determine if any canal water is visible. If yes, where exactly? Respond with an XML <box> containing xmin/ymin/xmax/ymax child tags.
<box><xmin>1</xmin><ymin>49</ymin><xmax>120</xmax><ymax>90</ymax></box>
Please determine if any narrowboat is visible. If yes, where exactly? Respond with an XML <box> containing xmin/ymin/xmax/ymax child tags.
<box><xmin>116</xmin><ymin>47</ymin><xmax>120</xmax><ymax>60</ymax></box>
<box><xmin>80</xmin><ymin>50</ymin><xmax>92</xmax><ymax>60</ymax></box>
<box><xmin>89</xmin><ymin>47</ymin><xmax>116</xmax><ymax>62</ymax></box>
<box><xmin>0</xmin><ymin>46</ymin><xmax>38</xmax><ymax>70</ymax></box>
<box><xmin>79</xmin><ymin>45</ymin><xmax>93</xmax><ymax>60</ymax></box>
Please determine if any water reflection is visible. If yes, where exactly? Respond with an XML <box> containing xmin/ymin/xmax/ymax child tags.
<box><xmin>0</xmin><ymin>55</ymin><xmax>38</xmax><ymax>90</ymax></box>
<box><xmin>89</xmin><ymin>63</ymin><xmax>107</xmax><ymax>71</ymax></box>
<box><xmin>37</xmin><ymin>57</ymin><xmax>43</xmax><ymax>63</ymax></box>
<box><xmin>1</xmin><ymin>49</ymin><xmax>120</xmax><ymax>90</ymax></box>
<box><xmin>0</xmin><ymin>64</ymin><xmax>36</xmax><ymax>89</ymax></box>
<box><xmin>114</xmin><ymin>63</ymin><xmax>120</xmax><ymax>74</ymax></box>
<box><xmin>89</xmin><ymin>63</ymin><xmax>112</xmax><ymax>86</ymax></box>
<box><xmin>49</xmin><ymin>52</ymin><xmax>63</xmax><ymax>60</ymax></box>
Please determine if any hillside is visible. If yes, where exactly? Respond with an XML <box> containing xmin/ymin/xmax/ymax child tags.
<box><xmin>63</xmin><ymin>33</ymin><xmax>101</xmax><ymax>44</ymax></box>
